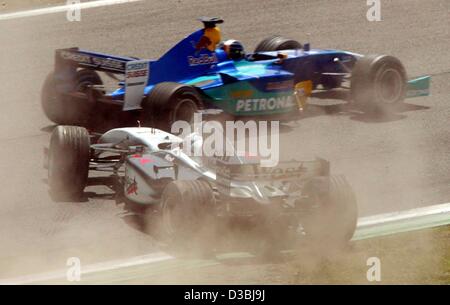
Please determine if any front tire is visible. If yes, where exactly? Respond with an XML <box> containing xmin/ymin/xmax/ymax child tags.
<box><xmin>48</xmin><ymin>125</ymin><xmax>90</xmax><ymax>199</ymax></box>
<box><xmin>351</xmin><ymin>54</ymin><xmax>407</xmax><ymax>115</ymax></box>
<box><xmin>254</xmin><ymin>35</ymin><xmax>302</xmax><ymax>53</ymax></box>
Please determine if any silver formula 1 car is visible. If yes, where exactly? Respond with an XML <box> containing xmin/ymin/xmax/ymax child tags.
<box><xmin>45</xmin><ymin>125</ymin><xmax>357</xmax><ymax>252</ymax></box>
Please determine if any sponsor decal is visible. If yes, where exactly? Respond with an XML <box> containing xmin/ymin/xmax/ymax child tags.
<box><xmin>235</xmin><ymin>96</ymin><xmax>295</xmax><ymax>112</ymax></box>
<box><xmin>126</xmin><ymin>70</ymin><xmax>148</xmax><ymax>78</ymax></box>
<box><xmin>131</xmin><ymin>154</ymin><xmax>153</xmax><ymax>165</ymax></box>
<box><xmin>139</xmin><ymin>158</ymin><xmax>153</xmax><ymax>165</ymax></box>
<box><xmin>126</xmin><ymin>62</ymin><xmax>149</xmax><ymax>79</ymax></box>
<box><xmin>294</xmin><ymin>80</ymin><xmax>313</xmax><ymax>110</ymax></box>
<box><xmin>125</xmin><ymin>177</ymin><xmax>138</xmax><ymax>195</ymax></box>
<box><xmin>91</xmin><ymin>57</ymin><xmax>124</xmax><ymax>71</ymax></box>
<box><xmin>59</xmin><ymin>50</ymin><xmax>125</xmax><ymax>71</ymax></box>
<box><xmin>230</xmin><ymin>90</ymin><xmax>254</xmax><ymax>99</ymax></box>
<box><xmin>266</xmin><ymin>80</ymin><xmax>294</xmax><ymax>91</ymax></box>
<box><xmin>124</xmin><ymin>60</ymin><xmax>149</xmax><ymax>111</ymax></box>
<box><xmin>60</xmin><ymin>51</ymin><xmax>91</xmax><ymax>64</ymax></box>
<box><xmin>259</xmin><ymin>162</ymin><xmax>308</xmax><ymax>179</ymax></box>
<box><xmin>188</xmin><ymin>53</ymin><xmax>218</xmax><ymax>66</ymax></box>
<box><xmin>126</xmin><ymin>62</ymin><xmax>148</xmax><ymax>70</ymax></box>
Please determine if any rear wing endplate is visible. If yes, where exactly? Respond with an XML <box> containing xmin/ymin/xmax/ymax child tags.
<box><xmin>55</xmin><ymin>48</ymin><xmax>135</xmax><ymax>74</ymax></box>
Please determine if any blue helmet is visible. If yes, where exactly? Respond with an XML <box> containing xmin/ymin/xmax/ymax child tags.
<box><xmin>222</xmin><ymin>39</ymin><xmax>245</xmax><ymax>60</ymax></box>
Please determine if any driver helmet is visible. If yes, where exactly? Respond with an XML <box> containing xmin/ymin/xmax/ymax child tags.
<box><xmin>221</xmin><ymin>39</ymin><xmax>245</xmax><ymax>60</ymax></box>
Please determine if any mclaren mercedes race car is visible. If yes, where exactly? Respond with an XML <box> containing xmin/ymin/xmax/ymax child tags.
<box><xmin>41</xmin><ymin>17</ymin><xmax>431</xmax><ymax>132</ymax></box>
<box><xmin>45</xmin><ymin>125</ymin><xmax>358</xmax><ymax>252</ymax></box>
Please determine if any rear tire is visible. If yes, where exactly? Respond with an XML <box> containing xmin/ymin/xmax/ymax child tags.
<box><xmin>141</xmin><ymin>82</ymin><xmax>203</xmax><ymax>132</ymax></box>
<box><xmin>351</xmin><ymin>54</ymin><xmax>407</xmax><ymax>115</ymax></box>
<box><xmin>254</xmin><ymin>35</ymin><xmax>302</xmax><ymax>52</ymax></box>
<box><xmin>159</xmin><ymin>180</ymin><xmax>216</xmax><ymax>254</ymax></box>
<box><xmin>300</xmin><ymin>175</ymin><xmax>358</xmax><ymax>248</ymax></box>
<box><xmin>41</xmin><ymin>69</ymin><xmax>103</xmax><ymax>125</ymax></box>
<box><xmin>48</xmin><ymin>125</ymin><xmax>90</xmax><ymax>199</ymax></box>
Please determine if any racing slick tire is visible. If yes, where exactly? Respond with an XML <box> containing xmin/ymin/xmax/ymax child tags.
<box><xmin>300</xmin><ymin>175</ymin><xmax>358</xmax><ymax>249</ymax></box>
<box><xmin>254</xmin><ymin>35</ymin><xmax>302</xmax><ymax>53</ymax></box>
<box><xmin>351</xmin><ymin>54</ymin><xmax>407</xmax><ymax>115</ymax></box>
<box><xmin>41</xmin><ymin>69</ymin><xmax>103</xmax><ymax>125</ymax></box>
<box><xmin>159</xmin><ymin>180</ymin><xmax>216</xmax><ymax>255</ymax></box>
<box><xmin>48</xmin><ymin>125</ymin><xmax>90</xmax><ymax>200</ymax></box>
<box><xmin>141</xmin><ymin>82</ymin><xmax>203</xmax><ymax>132</ymax></box>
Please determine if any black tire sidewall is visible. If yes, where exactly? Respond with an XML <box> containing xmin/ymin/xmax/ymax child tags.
<box><xmin>41</xmin><ymin>72</ymin><xmax>66</xmax><ymax>125</ymax></box>
<box><xmin>351</xmin><ymin>55</ymin><xmax>407</xmax><ymax>114</ymax></box>
<box><xmin>159</xmin><ymin>180</ymin><xmax>215</xmax><ymax>251</ymax></box>
<box><xmin>143</xmin><ymin>83</ymin><xmax>202</xmax><ymax>132</ymax></box>
<box><xmin>300</xmin><ymin>175</ymin><xmax>358</xmax><ymax>246</ymax></box>
<box><xmin>254</xmin><ymin>35</ymin><xmax>302</xmax><ymax>52</ymax></box>
<box><xmin>167</xmin><ymin>90</ymin><xmax>200</xmax><ymax>127</ymax></box>
<box><xmin>41</xmin><ymin>70</ymin><xmax>102</xmax><ymax>125</ymax></box>
<box><xmin>48</xmin><ymin>126</ymin><xmax>90</xmax><ymax>199</ymax></box>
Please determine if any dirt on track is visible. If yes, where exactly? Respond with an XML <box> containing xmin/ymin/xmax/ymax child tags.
<box><xmin>123</xmin><ymin>227</ymin><xmax>449</xmax><ymax>285</ymax></box>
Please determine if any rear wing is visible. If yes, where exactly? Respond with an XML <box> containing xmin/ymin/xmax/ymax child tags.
<box><xmin>215</xmin><ymin>157</ymin><xmax>330</xmax><ymax>183</ymax></box>
<box><xmin>55</xmin><ymin>48</ymin><xmax>135</xmax><ymax>74</ymax></box>
<box><xmin>54</xmin><ymin>48</ymin><xmax>151</xmax><ymax>111</ymax></box>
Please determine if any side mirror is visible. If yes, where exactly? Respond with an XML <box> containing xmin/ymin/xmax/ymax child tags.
<box><xmin>154</xmin><ymin>164</ymin><xmax>178</xmax><ymax>180</ymax></box>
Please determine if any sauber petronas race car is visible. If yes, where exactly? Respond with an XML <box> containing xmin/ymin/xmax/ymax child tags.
<box><xmin>45</xmin><ymin>125</ymin><xmax>357</xmax><ymax>253</ymax></box>
<box><xmin>41</xmin><ymin>17</ymin><xmax>430</xmax><ymax>131</ymax></box>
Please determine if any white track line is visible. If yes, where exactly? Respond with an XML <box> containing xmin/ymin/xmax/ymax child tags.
<box><xmin>0</xmin><ymin>0</ymin><xmax>142</xmax><ymax>21</ymax></box>
<box><xmin>0</xmin><ymin>251</ymin><xmax>174</xmax><ymax>285</ymax></box>
<box><xmin>357</xmin><ymin>202</ymin><xmax>450</xmax><ymax>227</ymax></box>
<box><xmin>1</xmin><ymin>202</ymin><xmax>449</xmax><ymax>284</ymax></box>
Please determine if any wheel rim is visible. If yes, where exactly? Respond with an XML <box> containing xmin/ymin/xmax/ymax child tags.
<box><xmin>76</xmin><ymin>80</ymin><xmax>93</xmax><ymax>93</ymax></box>
<box><xmin>172</xmin><ymin>98</ymin><xmax>198</xmax><ymax>124</ymax></box>
<box><xmin>377</xmin><ymin>68</ymin><xmax>403</xmax><ymax>103</ymax></box>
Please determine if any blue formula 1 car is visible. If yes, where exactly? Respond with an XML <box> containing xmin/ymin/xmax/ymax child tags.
<box><xmin>41</xmin><ymin>17</ymin><xmax>430</xmax><ymax>131</ymax></box>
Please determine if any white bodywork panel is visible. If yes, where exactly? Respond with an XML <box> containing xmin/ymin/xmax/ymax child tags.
<box><xmin>98</xmin><ymin>127</ymin><xmax>181</xmax><ymax>151</ymax></box>
<box><xmin>123</xmin><ymin>60</ymin><xmax>150</xmax><ymax>111</ymax></box>
<box><xmin>123</xmin><ymin>163</ymin><xmax>160</xmax><ymax>204</ymax></box>
<box><xmin>98</xmin><ymin>127</ymin><xmax>211</xmax><ymax>174</ymax></box>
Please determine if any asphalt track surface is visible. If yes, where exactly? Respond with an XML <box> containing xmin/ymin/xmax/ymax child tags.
<box><xmin>0</xmin><ymin>0</ymin><xmax>449</xmax><ymax>279</ymax></box>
